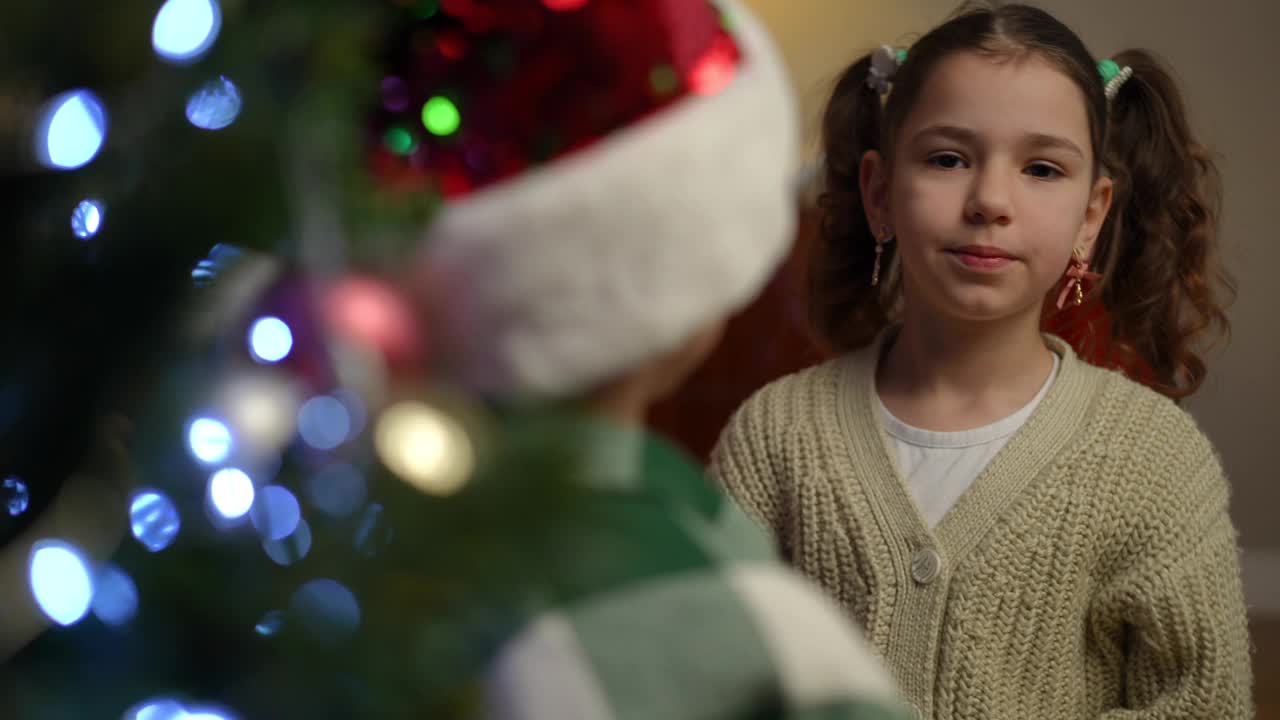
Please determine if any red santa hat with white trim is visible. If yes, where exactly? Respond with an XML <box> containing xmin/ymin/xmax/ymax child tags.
<box><xmin>372</xmin><ymin>0</ymin><xmax>797</xmax><ymax>399</ymax></box>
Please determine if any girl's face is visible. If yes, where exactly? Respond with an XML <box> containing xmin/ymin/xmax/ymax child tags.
<box><xmin>863</xmin><ymin>51</ymin><xmax>1112</xmax><ymax>326</ymax></box>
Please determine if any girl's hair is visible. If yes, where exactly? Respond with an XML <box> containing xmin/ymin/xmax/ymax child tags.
<box><xmin>810</xmin><ymin>2</ymin><xmax>1232</xmax><ymax>399</ymax></box>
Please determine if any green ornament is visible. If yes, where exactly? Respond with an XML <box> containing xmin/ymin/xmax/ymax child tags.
<box><xmin>423</xmin><ymin>96</ymin><xmax>461</xmax><ymax>137</ymax></box>
<box><xmin>1098</xmin><ymin>59</ymin><xmax>1121</xmax><ymax>84</ymax></box>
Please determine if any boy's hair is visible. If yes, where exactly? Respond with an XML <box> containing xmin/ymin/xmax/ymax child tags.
<box><xmin>810</xmin><ymin>1</ymin><xmax>1232</xmax><ymax>399</ymax></box>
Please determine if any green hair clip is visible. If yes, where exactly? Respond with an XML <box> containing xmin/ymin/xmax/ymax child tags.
<box><xmin>1098</xmin><ymin>59</ymin><xmax>1134</xmax><ymax>100</ymax></box>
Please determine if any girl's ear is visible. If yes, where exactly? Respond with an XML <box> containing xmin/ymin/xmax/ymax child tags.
<box><xmin>1076</xmin><ymin>175</ymin><xmax>1114</xmax><ymax>262</ymax></box>
<box><xmin>859</xmin><ymin>149</ymin><xmax>891</xmax><ymax>230</ymax></box>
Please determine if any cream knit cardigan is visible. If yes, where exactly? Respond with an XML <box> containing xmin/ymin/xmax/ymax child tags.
<box><xmin>709</xmin><ymin>334</ymin><xmax>1252</xmax><ymax>719</ymax></box>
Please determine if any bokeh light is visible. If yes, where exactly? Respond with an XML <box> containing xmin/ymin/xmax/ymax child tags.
<box><xmin>192</xmin><ymin>243</ymin><xmax>244</xmax><ymax>286</ymax></box>
<box><xmin>254</xmin><ymin>609</ymin><xmax>286</xmax><ymax>637</ymax></box>
<box><xmin>249</xmin><ymin>316</ymin><xmax>293</xmax><ymax>363</ymax></box>
<box><xmin>382</xmin><ymin>126</ymin><xmax>417</xmax><ymax>156</ymax></box>
<box><xmin>123</xmin><ymin>699</ymin><xmax>240</xmax><ymax>720</ymax></box>
<box><xmin>262</xmin><ymin>518</ymin><xmax>312</xmax><ymax>566</ymax></box>
<box><xmin>305</xmin><ymin>463</ymin><xmax>366</xmax><ymax>518</ymax></box>
<box><xmin>421</xmin><ymin>96</ymin><xmax>460</xmax><ymax>137</ymax></box>
<box><xmin>374</xmin><ymin>401</ymin><xmax>474</xmax><ymax>496</ymax></box>
<box><xmin>186</xmin><ymin>76</ymin><xmax>242</xmax><ymax>130</ymax></box>
<box><xmin>249</xmin><ymin>485</ymin><xmax>301</xmax><ymax>541</ymax></box>
<box><xmin>380</xmin><ymin>76</ymin><xmax>410</xmax><ymax>112</ymax></box>
<box><xmin>92</xmin><ymin>564</ymin><xmax>139</xmax><ymax>626</ymax></box>
<box><xmin>124</xmin><ymin>697</ymin><xmax>188</xmax><ymax>720</ymax></box>
<box><xmin>434</xmin><ymin>30</ymin><xmax>467</xmax><ymax>60</ymax></box>
<box><xmin>187</xmin><ymin>416</ymin><xmax>232</xmax><ymax>464</ymax></box>
<box><xmin>297</xmin><ymin>395</ymin><xmax>351</xmax><ymax>450</ymax></box>
<box><xmin>218</xmin><ymin>373</ymin><xmax>300</xmax><ymax>453</ymax></box>
<box><xmin>130</xmin><ymin>490</ymin><xmax>181</xmax><ymax>552</ymax></box>
<box><xmin>35</xmin><ymin>90</ymin><xmax>108</xmax><ymax>170</ymax></box>
<box><xmin>208</xmin><ymin>468</ymin><xmax>255</xmax><ymax>519</ymax></box>
<box><xmin>290</xmin><ymin>578</ymin><xmax>361</xmax><ymax>644</ymax></box>
<box><xmin>353</xmin><ymin>503</ymin><xmax>393</xmax><ymax>558</ymax></box>
<box><xmin>28</xmin><ymin>540</ymin><xmax>94</xmax><ymax>626</ymax></box>
<box><xmin>3</xmin><ymin>475</ymin><xmax>29</xmax><ymax>516</ymax></box>
<box><xmin>152</xmin><ymin>0</ymin><xmax>223</xmax><ymax>63</ymax></box>
<box><xmin>71</xmin><ymin>199</ymin><xmax>105</xmax><ymax>239</ymax></box>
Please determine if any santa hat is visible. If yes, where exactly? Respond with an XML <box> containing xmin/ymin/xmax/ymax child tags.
<box><xmin>373</xmin><ymin>0</ymin><xmax>797</xmax><ymax>399</ymax></box>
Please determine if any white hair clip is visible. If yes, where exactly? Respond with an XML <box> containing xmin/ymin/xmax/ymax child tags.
<box><xmin>867</xmin><ymin>45</ymin><xmax>906</xmax><ymax>95</ymax></box>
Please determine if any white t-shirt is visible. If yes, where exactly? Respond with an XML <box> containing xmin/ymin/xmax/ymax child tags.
<box><xmin>876</xmin><ymin>353</ymin><xmax>1059</xmax><ymax>529</ymax></box>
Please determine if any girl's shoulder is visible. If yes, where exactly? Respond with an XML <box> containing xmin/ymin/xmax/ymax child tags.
<box><xmin>1064</xmin><ymin>359</ymin><xmax>1226</xmax><ymax>510</ymax></box>
<box><xmin>1040</xmin><ymin>333</ymin><xmax>1212</xmax><ymax>459</ymax></box>
<box><xmin>1077</xmin><ymin>360</ymin><xmax>1215</xmax><ymax>457</ymax></box>
<box><xmin>714</xmin><ymin>354</ymin><xmax>855</xmax><ymax>466</ymax></box>
<box><xmin>730</xmin><ymin>353</ymin><xmax>856</xmax><ymax>430</ymax></box>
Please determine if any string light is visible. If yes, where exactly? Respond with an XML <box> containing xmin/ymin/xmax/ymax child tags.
<box><xmin>28</xmin><ymin>540</ymin><xmax>94</xmax><ymax>626</ymax></box>
<box><xmin>130</xmin><ymin>490</ymin><xmax>182</xmax><ymax>552</ymax></box>
<box><xmin>3</xmin><ymin>476</ymin><xmax>29</xmax><ymax>516</ymax></box>
<box><xmin>152</xmin><ymin>0</ymin><xmax>223</xmax><ymax>64</ymax></box>
<box><xmin>187</xmin><ymin>417</ymin><xmax>233</xmax><ymax>465</ymax></box>
<box><xmin>374</xmin><ymin>402</ymin><xmax>474</xmax><ymax>496</ymax></box>
<box><xmin>71</xmin><ymin>199</ymin><xmax>105</xmax><ymax>239</ymax></box>
<box><xmin>35</xmin><ymin>90</ymin><xmax>107</xmax><ymax>170</ymax></box>
<box><xmin>248</xmin><ymin>316</ymin><xmax>293</xmax><ymax>363</ymax></box>
<box><xmin>91</xmin><ymin>564</ymin><xmax>139</xmax><ymax>626</ymax></box>
<box><xmin>208</xmin><ymin>468</ymin><xmax>255</xmax><ymax>520</ymax></box>
<box><xmin>186</xmin><ymin>76</ymin><xmax>242</xmax><ymax>130</ymax></box>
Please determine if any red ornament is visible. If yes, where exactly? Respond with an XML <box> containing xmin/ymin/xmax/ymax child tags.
<box><xmin>324</xmin><ymin>275</ymin><xmax>426</xmax><ymax>373</ymax></box>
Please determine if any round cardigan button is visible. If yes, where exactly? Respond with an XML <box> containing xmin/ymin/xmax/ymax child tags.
<box><xmin>911</xmin><ymin>548</ymin><xmax>942</xmax><ymax>585</ymax></box>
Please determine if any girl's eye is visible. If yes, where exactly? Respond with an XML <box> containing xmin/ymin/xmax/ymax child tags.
<box><xmin>928</xmin><ymin>152</ymin><xmax>967</xmax><ymax>170</ymax></box>
<box><xmin>1026</xmin><ymin>162</ymin><xmax>1064</xmax><ymax>180</ymax></box>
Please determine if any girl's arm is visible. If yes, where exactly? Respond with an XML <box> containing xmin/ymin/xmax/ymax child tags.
<box><xmin>707</xmin><ymin>388</ymin><xmax>786</xmax><ymax>537</ymax></box>
<box><xmin>1091</xmin><ymin>453</ymin><xmax>1252</xmax><ymax>718</ymax></box>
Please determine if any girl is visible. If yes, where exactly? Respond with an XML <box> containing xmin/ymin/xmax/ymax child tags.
<box><xmin>710</xmin><ymin>3</ymin><xmax>1251</xmax><ymax>719</ymax></box>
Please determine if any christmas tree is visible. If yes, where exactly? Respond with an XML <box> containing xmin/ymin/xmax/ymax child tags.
<box><xmin>0</xmin><ymin>0</ymin><xmax>554</xmax><ymax>716</ymax></box>
<box><xmin>0</xmin><ymin>3</ymin><xmax>892</xmax><ymax>719</ymax></box>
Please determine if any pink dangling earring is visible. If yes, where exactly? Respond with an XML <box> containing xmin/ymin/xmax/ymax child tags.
<box><xmin>1056</xmin><ymin>247</ymin><xmax>1101</xmax><ymax>309</ymax></box>
<box><xmin>872</xmin><ymin>225</ymin><xmax>893</xmax><ymax>286</ymax></box>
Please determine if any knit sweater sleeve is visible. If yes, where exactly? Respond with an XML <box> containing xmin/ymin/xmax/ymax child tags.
<box><xmin>1091</xmin><ymin>427</ymin><xmax>1252</xmax><ymax>719</ymax></box>
<box><xmin>708</xmin><ymin>380</ymin><xmax>791</xmax><ymax>541</ymax></box>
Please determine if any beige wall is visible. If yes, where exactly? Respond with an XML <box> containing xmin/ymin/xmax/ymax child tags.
<box><xmin>742</xmin><ymin>0</ymin><xmax>1280</xmax><ymax>602</ymax></box>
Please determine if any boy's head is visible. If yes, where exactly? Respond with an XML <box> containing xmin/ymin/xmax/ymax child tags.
<box><xmin>378</xmin><ymin>0</ymin><xmax>797</xmax><ymax>404</ymax></box>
